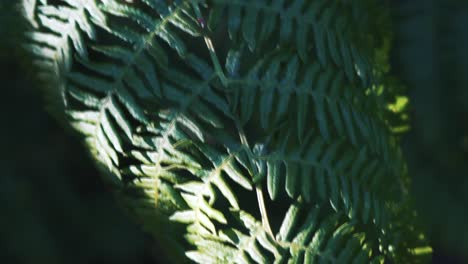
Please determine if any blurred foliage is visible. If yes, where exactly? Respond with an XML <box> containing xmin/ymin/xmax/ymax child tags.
<box><xmin>1</xmin><ymin>0</ymin><xmax>468</xmax><ymax>263</ymax></box>
<box><xmin>391</xmin><ymin>0</ymin><xmax>468</xmax><ymax>262</ymax></box>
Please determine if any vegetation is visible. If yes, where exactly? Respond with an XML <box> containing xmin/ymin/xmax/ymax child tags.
<box><xmin>15</xmin><ymin>0</ymin><xmax>466</xmax><ymax>263</ymax></box>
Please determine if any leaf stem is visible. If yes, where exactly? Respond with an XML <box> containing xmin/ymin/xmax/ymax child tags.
<box><xmin>191</xmin><ymin>1</ymin><xmax>228</xmax><ymax>86</ymax></box>
<box><xmin>235</xmin><ymin>121</ymin><xmax>274</xmax><ymax>238</ymax></box>
<box><xmin>256</xmin><ymin>186</ymin><xmax>274</xmax><ymax>238</ymax></box>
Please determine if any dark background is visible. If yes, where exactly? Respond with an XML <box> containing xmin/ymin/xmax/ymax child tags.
<box><xmin>1</xmin><ymin>1</ymin><xmax>467</xmax><ymax>263</ymax></box>
<box><xmin>391</xmin><ymin>1</ymin><xmax>468</xmax><ymax>263</ymax></box>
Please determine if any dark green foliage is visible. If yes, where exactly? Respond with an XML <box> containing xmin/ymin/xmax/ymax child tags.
<box><xmin>23</xmin><ymin>0</ymin><xmax>430</xmax><ymax>263</ymax></box>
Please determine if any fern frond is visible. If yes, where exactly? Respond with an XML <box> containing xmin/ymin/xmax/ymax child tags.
<box><xmin>24</xmin><ymin>0</ymin><xmax>430</xmax><ymax>263</ymax></box>
<box><xmin>25</xmin><ymin>0</ymin><xmax>104</xmax><ymax>117</ymax></box>
<box><xmin>208</xmin><ymin>0</ymin><xmax>377</xmax><ymax>85</ymax></box>
<box><xmin>188</xmin><ymin>202</ymin><xmax>389</xmax><ymax>264</ymax></box>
